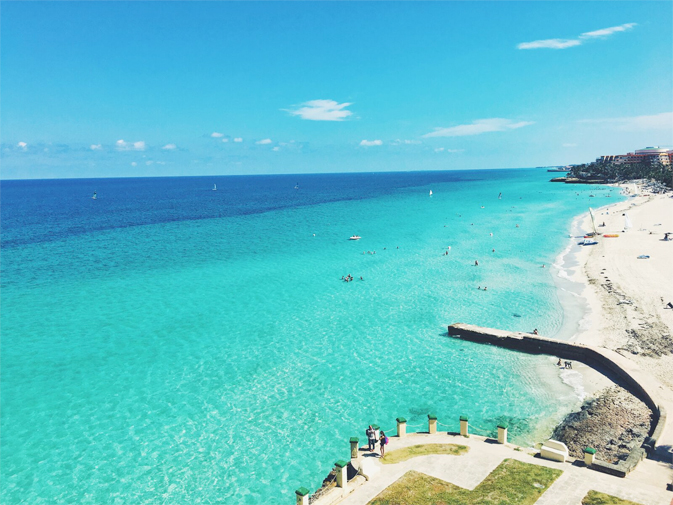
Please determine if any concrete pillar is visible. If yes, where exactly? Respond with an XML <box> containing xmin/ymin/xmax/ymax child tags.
<box><xmin>350</xmin><ymin>437</ymin><xmax>359</xmax><ymax>459</ymax></box>
<box><xmin>428</xmin><ymin>414</ymin><xmax>437</xmax><ymax>434</ymax></box>
<box><xmin>335</xmin><ymin>460</ymin><xmax>349</xmax><ymax>492</ymax></box>
<box><xmin>497</xmin><ymin>424</ymin><xmax>507</xmax><ymax>444</ymax></box>
<box><xmin>584</xmin><ymin>447</ymin><xmax>596</xmax><ymax>466</ymax></box>
<box><xmin>295</xmin><ymin>487</ymin><xmax>309</xmax><ymax>505</ymax></box>
<box><xmin>396</xmin><ymin>417</ymin><xmax>407</xmax><ymax>438</ymax></box>
<box><xmin>460</xmin><ymin>416</ymin><xmax>469</xmax><ymax>437</ymax></box>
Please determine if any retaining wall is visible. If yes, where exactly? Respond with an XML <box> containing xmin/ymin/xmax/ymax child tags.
<box><xmin>447</xmin><ymin>323</ymin><xmax>667</xmax><ymax>477</ymax></box>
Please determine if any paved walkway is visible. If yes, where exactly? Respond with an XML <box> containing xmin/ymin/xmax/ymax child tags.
<box><xmin>337</xmin><ymin>432</ymin><xmax>672</xmax><ymax>505</ymax></box>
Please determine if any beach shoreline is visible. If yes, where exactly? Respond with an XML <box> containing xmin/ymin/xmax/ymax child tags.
<box><xmin>551</xmin><ymin>181</ymin><xmax>673</xmax><ymax>469</ymax></box>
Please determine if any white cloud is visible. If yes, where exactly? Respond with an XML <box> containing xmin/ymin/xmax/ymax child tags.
<box><xmin>211</xmin><ymin>132</ymin><xmax>224</xmax><ymax>138</ymax></box>
<box><xmin>17</xmin><ymin>141</ymin><xmax>28</xmax><ymax>150</ymax></box>
<box><xmin>286</xmin><ymin>99</ymin><xmax>353</xmax><ymax>121</ymax></box>
<box><xmin>256</xmin><ymin>139</ymin><xmax>272</xmax><ymax>145</ymax></box>
<box><xmin>423</xmin><ymin>118</ymin><xmax>534</xmax><ymax>138</ymax></box>
<box><xmin>434</xmin><ymin>148</ymin><xmax>445</xmax><ymax>152</ymax></box>
<box><xmin>233</xmin><ymin>137</ymin><xmax>243</xmax><ymax>143</ymax></box>
<box><xmin>360</xmin><ymin>139</ymin><xmax>383</xmax><ymax>146</ymax></box>
<box><xmin>578</xmin><ymin>112</ymin><xmax>673</xmax><ymax>131</ymax></box>
<box><xmin>116</xmin><ymin>139</ymin><xmax>145</xmax><ymax>151</ymax></box>
<box><xmin>562</xmin><ymin>143</ymin><xmax>578</xmax><ymax>147</ymax></box>
<box><xmin>90</xmin><ymin>144</ymin><xmax>102</xmax><ymax>150</ymax></box>
<box><xmin>446</xmin><ymin>149</ymin><xmax>464</xmax><ymax>153</ymax></box>
<box><xmin>393</xmin><ymin>139</ymin><xmax>422</xmax><ymax>145</ymax></box>
<box><xmin>162</xmin><ymin>143</ymin><xmax>177</xmax><ymax>150</ymax></box>
<box><xmin>272</xmin><ymin>146</ymin><xmax>280</xmax><ymax>151</ymax></box>
<box><xmin>222</xmin><ymin>138</ymin><xmax>229</xmax><ymax>143</ymax></box>
<box><xmin>146</xmin><ymin>161</ymin><xmax>154</xmax><ymax>166</ymax></box>
<box><xmin>580</xmin><ymin>23</ymin><xmax>637</xmax><ymax>39</ymax></box>
<box><xmin>131</xmin><ymin>161</ymin><xmax>137</xmax><ymax>166</ymax></box>
<box><xmin>518</xmin><ymin>39</ymin><xmax>581</xmax><ymax>50</ymax></box>
<box><xmin>518</xmin><ymin>23</ymin><xmax>636</xmax><ymax>50</ymax></box>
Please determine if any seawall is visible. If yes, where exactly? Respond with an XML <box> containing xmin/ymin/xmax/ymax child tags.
<box><xmin>447</xmin><ymin>323</ymin><xmax>668</xmax><ymax>477</ymax></box>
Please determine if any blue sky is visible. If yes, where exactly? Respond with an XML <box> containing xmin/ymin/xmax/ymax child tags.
<box><xmin>2</xmin><ymin>1</ymin><xmax>672</xmax><ymax>179</ymax></box>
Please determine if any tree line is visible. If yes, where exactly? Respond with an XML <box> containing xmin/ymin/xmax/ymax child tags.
<box><xmin>569</xmin><ymin>161</ymin><xmax>672</xmax><ymax>188</ymax></box>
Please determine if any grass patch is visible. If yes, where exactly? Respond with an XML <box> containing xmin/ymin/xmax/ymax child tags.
<box><xmin>582</xmin><ymin>490</ymin><xmax>644</xmax><ymax>505</ymax></box>
<box><xmin>381</xmin><ymin>444</ymin><xmax>469</xmax><ymax>465</ymax></box>
<box><xmin>368</xmin><ymin>458</ymin><xmax>561</xmax><ymax>505</ymax></box>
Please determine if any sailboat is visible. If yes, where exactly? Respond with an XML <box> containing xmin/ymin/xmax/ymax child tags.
<box><xmin>92</xmin><ymin>191</ymin><xmax>97</xmax><ymax>200</ymax></box>
<box><xmin>294</xmin><ymin>182</ymin><xmax>299</xmax><ymax>190</ymax></box>
<box><xmin>212</xmin><ymin>184</ymin><xmax>217</xmax><ymax>191</ymax></box>
<box><xmin>588</xmin><ymin>207</ymin><xmax>599</xmax><ymax>237</ymax></box>
<box><xmin>429</xmin><ymin>190</ymin><xmax>433</xmax><ymax>196</ymax></box>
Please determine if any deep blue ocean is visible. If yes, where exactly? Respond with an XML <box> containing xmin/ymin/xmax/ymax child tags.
<box><xmin>1</xmin><ymin>169</ymin><xmax>616</xmax><ymax>504</ymax></box>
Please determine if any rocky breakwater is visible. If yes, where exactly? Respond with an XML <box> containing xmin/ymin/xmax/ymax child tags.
<box><xmin>552</xmin><ymin>386</ymin><xmax>652</xmax><ymax>464</ymax></box>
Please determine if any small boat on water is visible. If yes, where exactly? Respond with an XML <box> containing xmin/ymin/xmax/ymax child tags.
<box><xmin>429</xmin><ymin>190</ymin><xmax>433</xmax><ymax>196</ymax></box>
<box><xmin>92</xmin><ymin>191</ymin><xmax>97</xmax><ymax>200</ymax></box>
<box><xmin>212</xmin><ymin>184</ymin><xmax>217</xmax><ymax>191</ymax></box>
<box><xmin>294</xmin><ymin>182</ymin><xmax>299</xmax><ymax>190</ymax></box>
<box><xmin>349</xmin><ymin>235</ymin><xmax>361</xmax><ymax>240</ymax></box>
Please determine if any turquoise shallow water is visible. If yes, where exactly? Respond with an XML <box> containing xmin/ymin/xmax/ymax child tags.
<box><xmin>1</xmin><ymin>170</ymin><xmax>617</xmax><ymax>504</ymax></box>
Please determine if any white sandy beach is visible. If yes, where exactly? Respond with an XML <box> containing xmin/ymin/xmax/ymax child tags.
<box><xmin>569</xmin><ymin>185</ymin><xmax>673</xmax><ymax>476</ymax></box>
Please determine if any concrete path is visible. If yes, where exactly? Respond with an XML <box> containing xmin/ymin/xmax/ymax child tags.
<box><xmin>337</xmin><ymin>432</ymin><xmax>672</xmax><ymax>505</ymax></box>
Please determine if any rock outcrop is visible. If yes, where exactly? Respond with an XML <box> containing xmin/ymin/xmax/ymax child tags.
<box><xmin>551</xmin><ymin>385</ymin><xmax>651</xmax><ymax>463</ymax></box>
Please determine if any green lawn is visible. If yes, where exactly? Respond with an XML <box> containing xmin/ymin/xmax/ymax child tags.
<box><xmin>368</xmin><ymin>459</ymin><xmax>562</xmax><ymax>505</ymax></box>
<box><xmin>582</xmin><ymin>490</ymin><xmax>644</xmax><ymax>505</ymax></box>
<box><xmin>381</xmin><ymin>444</ymin><xmax>469</xmax><ymax>465</ymax></box>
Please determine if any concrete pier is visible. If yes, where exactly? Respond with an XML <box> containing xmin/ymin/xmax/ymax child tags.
<box><xmin>447</xmin><ymin>322</ymin><xmax>668</xmax><ymax>476</ymax></box>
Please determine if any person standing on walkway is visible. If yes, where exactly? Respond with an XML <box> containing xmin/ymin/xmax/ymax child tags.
<box><xmin>366</xmin><ymin>425</ymin><xmax>376</xmax><ymax>451</ymax></box>
<box><xmin>379</xmin><ymin>431</ymin><xmax>387</xmax><ymax>458</ymax></box>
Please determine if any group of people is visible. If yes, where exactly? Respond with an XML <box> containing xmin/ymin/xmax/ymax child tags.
<box><xmin>556</xmin><ymin>358</ymin><xmax>573</xmax><ymax>369</ymax></box>
<box><xmin>366</xmin><ymin>425</ymin><xmax>388</xmax><ymax>457</ymax></box>
<box><xmin>342</xmin><ymin>274</ymin><xmax>363</xmax><ymax>282</ymax></box>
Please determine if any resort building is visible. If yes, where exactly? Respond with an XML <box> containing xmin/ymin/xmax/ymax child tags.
<box><xmin>597</xmin><ymin>147</ymin><xmax>672</xmax><ymax>166</ymax></box>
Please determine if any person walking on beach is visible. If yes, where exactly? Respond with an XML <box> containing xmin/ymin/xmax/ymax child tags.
<box><xmin>366</xmin><ymin>425</ymin><xmax>376</xmax><ymax>451</ymax></box>
<box><xmin>379</xmin><ymin>431</ymin><xmax>387</xmax><ymax>458</ymax></box>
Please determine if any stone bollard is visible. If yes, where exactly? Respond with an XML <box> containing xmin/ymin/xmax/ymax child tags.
<box><xmin>396</xmin><ymin>417</ymin><xmax>407</xmax><ymax>438</ymax></box>
<box><xmin>584</xmin><ymin>447</ymin><xmax>596</xmax><ymax>466</ymax></box>
<box><xmin>295</xmin><ymin>487</ymin><xmax>309</xmax><ymax>505</ymax></box>
<box><xmin>335</xmin><ymin>460</ymin><xmax>349</xmax><ymax>492</ymax></box>
<box><xmin>460</xmin><ymin>416</ymin><xmax>469</xmax><ymax>437</ymax></box>
<box><xmin>350</xmin><ymin>437</ymin><xmax>359</xmax><ymax>459</ymax></box>
<box><xmin>497</xmin><ymin>424</ymin><xmax>508</xmax><ymax>444</ymax></box>
<box><xmin>428</xmin><ymin>414</ymin><xmax>437</xmax><ymax>434</ymax></box>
